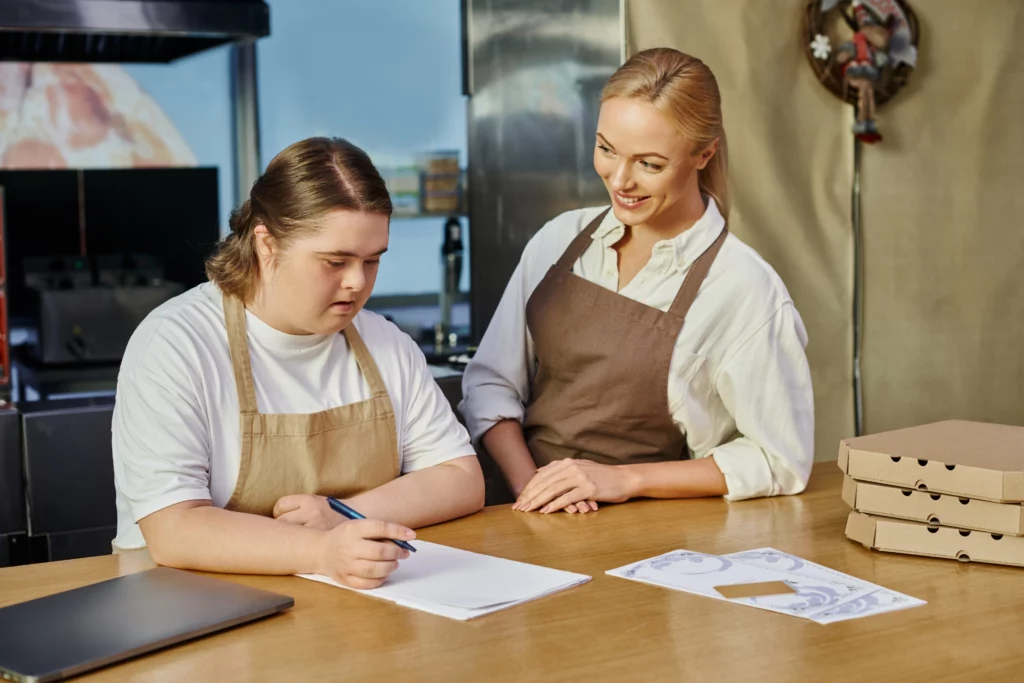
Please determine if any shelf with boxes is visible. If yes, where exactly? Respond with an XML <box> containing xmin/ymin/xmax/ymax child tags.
<box><xmin>839</xmin><ymin>420</ymin><xmax>1024</xmax><ymax>567</ymax></box>
<box><xmin>379</xmin><ymin>150</ymin><xmax>466</xmax><ymax>218</ymax></box>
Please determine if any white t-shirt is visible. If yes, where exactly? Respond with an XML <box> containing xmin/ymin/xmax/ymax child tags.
<box><xmin>112</xmin><ymin>282</ymin><xmax>474</xmax><ymax>550</ymax></box>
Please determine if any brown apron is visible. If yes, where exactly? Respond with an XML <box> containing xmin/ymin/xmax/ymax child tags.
<box><xmin>222</xmin><ymin>294</ymin><xmax>400</xmax><ymax>516</ymax></box>
<box><xmin>523</xmin><ymin>209</ymin><xmax>727</xmax><ymax>466</ymax></box>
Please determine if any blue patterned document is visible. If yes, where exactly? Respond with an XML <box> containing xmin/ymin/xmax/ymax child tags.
<box><xmin>608</xmin><ymin>547</ymin><xmax>925</xmax><ymax>624</ymax></box>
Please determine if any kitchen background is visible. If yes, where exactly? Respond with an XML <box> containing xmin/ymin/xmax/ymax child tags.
<box><xmin>0</xmin><ymin>0</ymin><xmax>1021</xmax><ymax>567</ymax></box>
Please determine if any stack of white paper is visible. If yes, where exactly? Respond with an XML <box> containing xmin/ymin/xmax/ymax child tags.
<box><xmin>608</xmin><ymin>547</ymin><xmax>925</xmax><ymax>624</ymax></box>
<box><xmin>297</xmin><ymin>541</ymin><xmax>591</xmax><ymax>620</ymax></box>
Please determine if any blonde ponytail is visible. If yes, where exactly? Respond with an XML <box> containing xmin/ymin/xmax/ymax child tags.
<box><xmin>698</xmin><ymin>128</ymin><xmax>729</xmax><ymax>221</ymax></box>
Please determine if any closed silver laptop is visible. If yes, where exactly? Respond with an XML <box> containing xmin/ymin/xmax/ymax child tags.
<box><xmin>0</xmin><ymin>566</ymin><xmax>294</xmax><ymax>682</ymax></box>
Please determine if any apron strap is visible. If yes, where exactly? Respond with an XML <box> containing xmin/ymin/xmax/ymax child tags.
<box><xmin>343</xmin><ymin>324</ymin><xmax>389</xmax><ymax>398</ymax></box>
<box><xmin>223</xmin><ymin>293</ymin><xmax>260</xmax><ymax>415</ymax></box>
<box><xmin>667</xmin><ymin>226</ymin><xmax>729</xmax><ymax>319</ymax></box>
<box><xmin>554</xmin><ymin>208</ymin><xmax>612</xmax><ymax>272</ymax></box>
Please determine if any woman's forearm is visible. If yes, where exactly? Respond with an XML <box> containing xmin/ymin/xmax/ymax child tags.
<box><xmin>343</xmin><ymin>455</ymin><xmax>485</xmax><ymax>527</ymax></box>
<box><xmin>481</xmin><ymin>420</ymin><xmax>538</xmax><ymax>497</ymax></box>
<box><xmin>623</xmin><ymin>457</ymin><xmax>729</xmax><ymax>499</ymax></box>
<box><xmin>139</xmin><ymin>501</ymin><xmax>326</xmax><ymax>574</ymax></box>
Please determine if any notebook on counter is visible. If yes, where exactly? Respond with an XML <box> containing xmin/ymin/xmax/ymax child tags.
<box><xmin>298</xmin><ymin>540</ymin><xmax>590</xmax><ymax>620</ymax></box>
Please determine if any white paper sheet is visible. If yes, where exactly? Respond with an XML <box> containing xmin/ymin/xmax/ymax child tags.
<box><xmin>607</xmin><ymin>546</ymin><xmax>924</xmax><ymax>624</ymax></box>
<box><xmin>297</xmin><ymin>541</ymin><xmax>591</xmax><ymax>620</ymax></box>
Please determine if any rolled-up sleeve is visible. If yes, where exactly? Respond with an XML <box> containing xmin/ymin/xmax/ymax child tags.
<box><xmin>459</xmin><ymin>255</ymin><xmax>536</xmax><ymax>443</ymax></box>
<box><xmin>711</xmin><ymin>303</ymin><xmax>815</xmax><ymax>501</ymax></box>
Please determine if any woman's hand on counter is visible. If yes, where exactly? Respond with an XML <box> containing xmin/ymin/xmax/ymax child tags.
<box><xmin>512</xmin><ymin>459</ymin><xmax>640</xmax><ymax>514</ymax></box>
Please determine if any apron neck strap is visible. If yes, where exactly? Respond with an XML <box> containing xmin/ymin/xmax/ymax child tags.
<box><xmin>342</xmin><ymin>324</ymin><xmax>388</xmax><ymax>398</ymax></box>
<box><xmin>223</xmin><ymin>292</ymin><xmax>259</xmax><ymax>415</ymax></box>
<box><xmin>555</xmin><ymin>208</ymin><xmax>612</xmax><ymax>272</ymax></box>
<box><xmin>554</xmin><ymin>209</ymin><xmax>728</xmax><ymax>322</ymax></box>
<box><xmin>223</xmin><ymin>294</ymin><xmax>389</xmax><ymax>411</ymax></box>
<box><xmin>667</xmin><ymin>226</ymin><xmax>728</xmax><ymax>319</ymax></box>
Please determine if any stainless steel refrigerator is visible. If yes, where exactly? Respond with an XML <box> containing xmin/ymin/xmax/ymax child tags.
<box><xmin>463</xmin><ymin>0</ymin><xmax>623</xmax><ymax>340</ymax></box>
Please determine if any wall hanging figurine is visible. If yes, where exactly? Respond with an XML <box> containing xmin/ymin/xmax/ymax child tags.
<box><xmin>803</xmin><ymin>0</ymin><xmax>920</xmax><ymax>143</ymax></box>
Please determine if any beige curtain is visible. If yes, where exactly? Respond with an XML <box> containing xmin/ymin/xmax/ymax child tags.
<box><xmin>860</xmin><ymin>1</ymin><xmax>1024</xmax><ymax>433</ymax></box>
<box><xmin>627</xmin><ymin>0</ymin><xmax>1024</xmax><ymax>460</ymax></box>
<box><xmin>627</xmin><ymin>0</ymin><xmax>856</xmax><ymax>461</ymax></box>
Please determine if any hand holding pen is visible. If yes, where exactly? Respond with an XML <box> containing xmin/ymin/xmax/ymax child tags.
<box><xmin>312</xmin><ymin>500</ymin><xmax>417</xmax><ymax>589</ymax></box>
<box><xmin>326</xmin><ymin>497</ymin><xmax>417</xmax><ymax>552</ymax></box>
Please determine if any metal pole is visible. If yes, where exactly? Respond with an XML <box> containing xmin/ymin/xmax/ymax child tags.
<box><xmin>852</xmin><ymin>134</ymin><xmax>864</xmax><ymax>436</ymax></box>
<box><xmin>231</xmin><ymin>40</ymin><xmax>261</xmax><ymax>207</ymax></box>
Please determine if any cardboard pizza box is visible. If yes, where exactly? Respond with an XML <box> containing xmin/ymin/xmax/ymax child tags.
<box><xmin>842</xmin><ymin>476</ymin><xmax>1024</xmax><ymax>536</ymax></box>
<box><xmin>845</xmin><ymin>511</ymin><xmax>1024</xmax><ymax>568</ymax></box>
<box><xmin>838</xmin><ymin>420</ymin><xmax>1024</xmax><ymax>503</ymax></box>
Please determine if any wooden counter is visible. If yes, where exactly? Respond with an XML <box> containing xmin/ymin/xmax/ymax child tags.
<box><xmin>1</xmin><ymin>463</ymin><xmax>1021</xmax><ymax>682</ymax></box>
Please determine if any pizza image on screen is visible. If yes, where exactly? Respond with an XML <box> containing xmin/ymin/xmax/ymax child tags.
<box><xmin>0</xmin><ymin>62</ymin><xmax>196</xmax><ymax>169</ymax></box>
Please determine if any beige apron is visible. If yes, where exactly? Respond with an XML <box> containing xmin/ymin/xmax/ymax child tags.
<box><xmin>222</xmin><ymin>294</ymin><xmax>400</xmax><ymax>516</ymax></box>
<box><xmin>523</xmin><ymin>209</ymin><xmax>727</xmax><ymax>466</ymax></box>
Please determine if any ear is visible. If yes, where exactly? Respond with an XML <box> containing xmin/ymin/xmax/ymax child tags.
<box><xmin>252</xmin><ymin>224</ymin><xmax>276</xmax><ymax>264</ymax></box>
<box><xmin>697</xmin><ymin>138</ymin><xmax>720</xmax><ymax>170</ymax></box>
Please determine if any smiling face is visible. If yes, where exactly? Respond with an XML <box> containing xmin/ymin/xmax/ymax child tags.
<box><xmin>252</xmin><ymin>209</ymin><xmax>389</xmax><ymax>335</ymax></box>
<box><xmin>593</xmin><ymin>96</ymin><xmax>717</xmax><ymax>229</ymax></box>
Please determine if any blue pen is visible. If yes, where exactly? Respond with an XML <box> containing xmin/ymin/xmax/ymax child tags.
<box><xmin>326</xmin><ymin>497</ymin><xmax>417</xmax><ymax>553</ymax></box>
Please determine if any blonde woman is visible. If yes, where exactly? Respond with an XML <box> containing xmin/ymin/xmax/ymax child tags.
<box><xmin>112</xmin><ymin>137</ymin><xmax>484</xmax><ymax>587</ymax></box>
<box><xmin>461</xmin><ymin>48</ymin><xmax>814</xmax><ymax>513</ymax></box>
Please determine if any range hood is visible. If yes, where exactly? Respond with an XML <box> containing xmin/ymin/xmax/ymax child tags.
<box><xmin>0</xmin><ymin>0</ymin><xmax>270</xmax><ymax>63</ymax></box>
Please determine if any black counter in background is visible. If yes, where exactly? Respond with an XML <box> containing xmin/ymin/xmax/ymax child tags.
<box><xmin>20</xmin><ymin>397</ymin><xmax>117</xmax><ymax>563</ymax></box>
<box><xmin>0</xmin><ymin>398</ymin><xmax>118</xmax><ymax>566</ymax></box>
<box><xmin>0</xmin><ymin>407</ymin><xmax>27</xmax><ymax>566</ymax></box>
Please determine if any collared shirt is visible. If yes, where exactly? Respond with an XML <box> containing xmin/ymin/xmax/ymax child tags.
<box><xmin>459</xmin><ymin>199</ymin><xmax>814</xmax><ymax>501</ymax></box>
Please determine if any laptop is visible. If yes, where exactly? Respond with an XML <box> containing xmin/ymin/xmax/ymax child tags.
<box><xmin>0</xmin><ymin>567</ymin><xmax>294</xmax><ymax>683</ymax></box>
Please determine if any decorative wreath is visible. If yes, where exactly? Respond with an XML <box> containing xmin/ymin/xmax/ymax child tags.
<box><xmin>802</xmin><ymin>0</ymin><xmax>920</xmax><ymax>142</ymax></box>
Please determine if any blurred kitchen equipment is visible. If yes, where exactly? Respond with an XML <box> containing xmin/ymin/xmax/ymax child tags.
<box><xmin>435</xmin><ymin>216</ymin><xmax>464</xmax><ymax>354</ymax></box>
<box><xmin>24</xmin><ymin>253</ymin><xmax>181</xmax><ymax>364</ymax></box>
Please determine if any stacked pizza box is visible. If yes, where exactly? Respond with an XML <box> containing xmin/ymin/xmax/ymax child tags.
<box><xmin>839</xmin><ymin>420</ymin><xmax>1024</xmax><ymax>568</ymax></box>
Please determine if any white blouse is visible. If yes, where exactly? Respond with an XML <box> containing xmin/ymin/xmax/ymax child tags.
<box><xmin>459</xmin><ymin>199</ymin><xmax>814</xmax><ymax>501</ymax></box>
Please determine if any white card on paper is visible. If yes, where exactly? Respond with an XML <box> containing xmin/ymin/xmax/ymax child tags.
<box><xmin>297</xmin><ymin>541</ymin><xmax>591</xmax><ymax>620</ymax></box>
<box><xmin>721</xmin><ymin>547</ymin><xmax>926</xmax><ymax>624</ymax></box>
<box><xmin>607</xmin><ymin>546</ymin><xmax>924</xmax><ymax>624</ymax></box>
